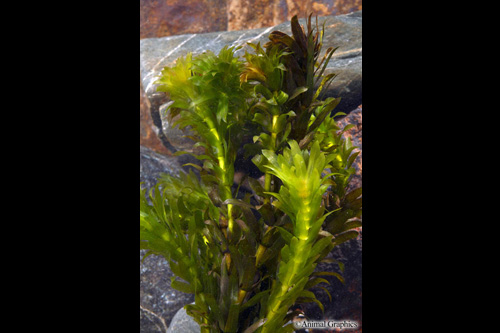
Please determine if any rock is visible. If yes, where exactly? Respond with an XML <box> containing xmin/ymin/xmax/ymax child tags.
<box><xmin>166</xmin><ymin>306</ymin><xmax>200</xmax><ymax>333</ymax></box>
<box><xmin>337</xmin><ymin>105</ymin><xmax>362</xmax><ymax>193</ymax></box>
<box><xmin>140</xmin><ymin>249</ymin><xmax>195</xmax><ymax>333</ymax></box>
<box><xmin>140</xmin><ymin>0</ymin><xmax>228</xmax><ymax>39</ymax></box>
<box><xmin>140</xmin><ymin>145</ymin><xmax>184</xmax><ymax>191</ymax></box>
<box><xmin>140</xmin><ymin>10</ymin><xmax>362</xmax><ymax>156</ymax></box>
<box><xmin>226</xmin><ymin>0</ymin><xmax>362</xmax><ymax>31</ymax></box>
<box><xmin>140</xmin><ymin>146</ymin><xmax>195</xmax><ymax>332</ymax></box>
<box><xmin>140</xmin><ymin>80</ymin><xmax>172</xmax><ymax>156</ymax></box>
<box><xmin>140</xmin><ymin>0</ymin><xmax>362</xmax><ymax>39</ymax></box>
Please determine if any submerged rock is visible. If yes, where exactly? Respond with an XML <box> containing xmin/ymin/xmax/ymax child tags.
<box><xmin>166</xmin><ymin>306</ymin><xmax>199</xmax><ymax>333</ymax></box>
<box><xmin>140</xmin><ymin>146</ymin><xmax>195</xmax><ymax>332</ymax></box>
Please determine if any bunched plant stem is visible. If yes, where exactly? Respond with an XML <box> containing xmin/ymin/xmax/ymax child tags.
<box><xmin>140</xmin><ymin>15</ymin><xmax>363</xmax><ymax>333</ymax></box>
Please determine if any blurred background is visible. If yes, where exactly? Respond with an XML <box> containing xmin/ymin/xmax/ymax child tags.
<box><xmin>140</xmin><ymin>0</ymin><xmax>362</xmax><ymax>155</ymax></box>
<box><xmin>140</xmin><ymin>0</ymin><xmax>362</xmax><ymax>38</ymax></box>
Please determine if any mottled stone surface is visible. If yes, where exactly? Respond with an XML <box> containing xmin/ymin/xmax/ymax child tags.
<box><xmin>140</xmin><ymin>146</ymin><xmax>194</xmax><ymax>333</ymax></box>
<box><xmin>140</xmin><ymin>11</ymin><xmax>361</xmax><ymax>156</ymax></box>
<box><xmin>140</xmin><ymin>80</ymin><xmax>171</xmax><ymax>156</ymax></box>
<box><xmin>337</xmin><ymin>105</ymin><xmax>362</xmax><ymax>192</ymax></box>
<box><xmin>140</xmin><ymin>249</ymin><xmax>195</xmax><ymax>333</ymax></box>
<box><xmin>226</xmin><ymin>0</ymin><xmax>362</xmax><ymax>31</ymax></box>
<box><xmin>140</xmin><ymin>0</ymin><xmax>228</xmax><ymax>39</ymax></box>
<box><xmin>140</xmin><ymin>145</ymin><xmax>184</xmax><ymax>191</ymax></box>
<box><xmin>140</xmin><ymin>0</ymin><xmax>362</xmax><ymax>39</ymax></box>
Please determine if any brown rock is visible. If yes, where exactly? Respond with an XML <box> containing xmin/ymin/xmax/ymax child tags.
<box><xmin>337</xmin><ymin>105</ymin><xmax>362</xmax><ymax>193</ymax></box>
<box><xmin>140</xmin><ymin>0</ymin><xmax>362</xmax><ymax>39</ymax></box>
<box><xmin>227</xmin><ymin>0</ymin><xmax>363</xmax><ymax>31</ymax></box>
<box><xmin>140</xmin><ymin>0</ymin><xmax>228</xmax><ymax>39</ymax></box>
<box><xmin>140</xmin><ymin>80</ymin><xmax>171</xmax><ymax>156</ymax></box>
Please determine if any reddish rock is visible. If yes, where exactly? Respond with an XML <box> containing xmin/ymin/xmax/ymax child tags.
<box><xmin>140</xmin><ymin>0</ymin><xmax>228</xmax><ymax>39</ymax></box>
<box><xmin>228</xmin><ymin>0</ymin><xmax>363</xmax><ymax>31</ymax></box>
<box><xmin>140</xmin><ymin>0</ymin><xmax>363</xmax><ymax>39</ymax></box>
<box><xmin>140</xmin><ymin>80</ymin><xmax>171</xmax><ymax>156</ymax></box>
<box><xmin>337</xmin><ymin>105</ymin><xmax>362</xmax><ymax>193</ymax></box>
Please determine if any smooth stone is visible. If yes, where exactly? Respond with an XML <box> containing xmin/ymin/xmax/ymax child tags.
<box><xmin>166</xmin><ymin>306</ymin><xmax>200</xmax><ymax>333</ymax></box>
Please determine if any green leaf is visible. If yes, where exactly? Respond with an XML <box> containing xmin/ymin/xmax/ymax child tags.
<box><xmin>313</xmin><ymin>271</ymin><xmax>345</xmax><ymax>284</ymax></box>
<box><xmin>253</xmin><ymin>112</ymin><xmax>271</xmax><ymax>130</ymax></box>
<box><xmin>171</xmin><ymin>278</ymin><xmax>194</xmax><ymax>293</ymax></box>
<box><xmin>217</xmin><ymin>95</ymin><xmax>229</xmax><ymax>124</ymax></box>
<box><xmin>222</xmin><ymin>198</ymin><xmax>254</xmax><ymax>210</ymax></box>
<box><xmin>275</xmin><ymin>111</ymin><xmax>295</xmax><ymax>134</ymax></box>
<box><xmin>241</xmin><ymin>289</ymin><xmax>271</xmax><ymax>311</ymax></box>
<box><xmin>258</xmin><ymin>236</ymin><xmax>285</xmax><ymax>266</ymax></box>
<box><xmin>288</xmin><ymin>86</ymin><xmax>308</xmax><ymax>101</ymax></box>
<box><xmin>332</xmin><ymin>230</ymin><xmax>359</xmax><ymax>247</ymax></box>
<box><xmin>313</xmin><ymin>73</ymin><xmax>336</xmax><ymax>101</ymax></box>
<box><xmin>340</xmin><ymin>219</ymin><xmax>362</xmax><ymax>232</ymax></box>
<box><xmin>275</xmin><ymin>276</ymin><xmax>309</xmax><ymax>306</ymax></box>
<box><xmin>255</xmin><ymin>84</ymin><xmax>273</xmax><ymax>100</ymax></box>
<box><xmin>318</xmin><ymin>258</ymin><xmax>345</xmax><ymax>273</ymax></box>
<box><xmin>276</xmin><ymin>226</ymin><xmax>294</xmax><ymax>245</ymax></box>
<box><xmin>315</xmin><ymin>46</ymin><xmax>338</xmax><ymax>85</ymax></box>
<box><xmin>317</xmin><ymin>286</ymin><xmax>332</xmax><ymax>302</ymax></box>
<box><xmin>304</xmin><ymin>277</ymin><xmax>330</xmax><ymax>290</ymax></box>
<box><xmin>275</xmin><ymin>91</ymin><xmax>289</xmax><ymax>105</ymax></box>
<box><xmin>169</xmin><ymin>260</ymin><xmax>192</xmax><ymax>283</ymax></box>
<box><xmin>296</xmin><ymin>290</ymin><xmax>324</xmax><ymax>313</ymax></box>
<box><xmin>308</xmin><ymin>235</ymin><xmax>334</xmax><ymax>261</ymax></box>
<box><xmin>242</xmin><ymin>318</ymin><xmax>266</xmax><ymax>333</ymax></box>
<box><xmin>203</xmin><ymin>293</ymin><xmax>222</xmax><ymax>321</ymax></box>
<box><xmin>181</xmin><ymin>163</ymin><xmax>203</xmax><ymax>171</ymax></box>
<box><xmin>307</xmin><ymin>97</ymin><xmax>341</xmax><ymax>135</ymax></box>
<box><xmin>224</xmin><ymin>303</ymin><xmax>240</xmax><ymax>333</ymax></box>
<box><xmin>345</xmin><ymin>187</ymin><xmax>362</xmax><ymax>201</ymax></box>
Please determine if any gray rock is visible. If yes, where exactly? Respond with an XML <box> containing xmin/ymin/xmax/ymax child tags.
<box><xmin>166</xmin><ymin>305</ymin><xmax>200</xmax><ymax>333</ymax></box>
<box><xmin>140</xmin><ymin>146</ymin><xmax>195</xmax><ymax>332</ymax></box>
<box><xmin>140</xmin><ymin>145</ymin><xmax>183</xmax><ymax>190</ymax></box>
<box><xmin>140</xmin><ymin>145</ymin><xmax>201</xmax><ymax>191</ymax></box>
<box><xmin>140</xmin><ymin>10</ymin><xmax>361</xmax><ymax>155</ymax></box>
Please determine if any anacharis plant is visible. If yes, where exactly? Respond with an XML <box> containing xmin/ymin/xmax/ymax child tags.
<box><xmin>140</xmin><ymin>14</ymin><xmax>362</xmax><ymax>333</ymax></box>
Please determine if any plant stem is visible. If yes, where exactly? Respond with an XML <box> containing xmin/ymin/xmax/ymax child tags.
<box><xmin>264</xmin><ymin>114</ymin><xmax>279</xmax><ymax>199</ymax></box>
<box><xmin>203</xmin><ymin>111</ymin><xmax>235</xmax><ymax>235</ymax></box>
<box><xmin>261</xmin><ymin>188</ymin><xmax>315</xmax><ymax>333</ymax></box>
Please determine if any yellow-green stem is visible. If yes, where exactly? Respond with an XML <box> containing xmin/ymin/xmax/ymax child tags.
<box><xmin>200</xmin><ymin>317</ymin><xmax>210</xmax><ymax>333</ymax></box>
<box><xmin>227</xmin><ymin>202</ymin><xmax>234</xmax><ymax>235</ymax></box>
<box><xmin>261</xmin><ymin>198</ymin><xmax>312</xmax><ymax>333</ymax></box>
<box><xmin>203</xmin><ymin>111</ymin><xmax>234</xmax><ymax>233</ymax></box>
<box><xmin>261</xmin><ymin>240</ymin><xmax>307</xmax><ymax>333</ymax></box>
